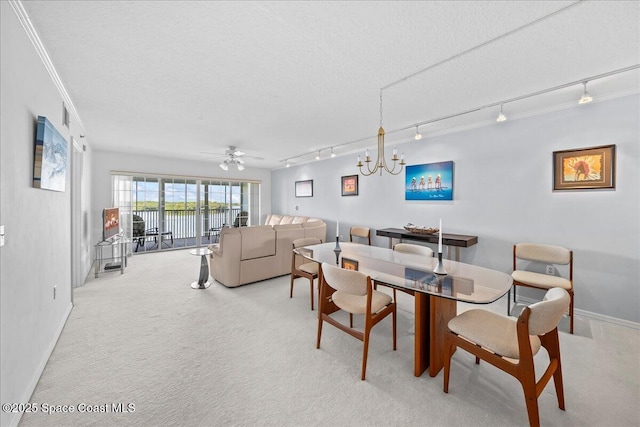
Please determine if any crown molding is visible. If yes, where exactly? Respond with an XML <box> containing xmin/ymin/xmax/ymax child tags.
<box><xmin>9</xmin><ymin>0</ymin><xmax>85</xmax><ymax>133</ymax></box>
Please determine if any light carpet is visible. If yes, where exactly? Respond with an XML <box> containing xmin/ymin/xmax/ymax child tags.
<box><xmin>19</xmin><ymin>249</ymin><xmax>640</xmax><ymax>426</ymax></box>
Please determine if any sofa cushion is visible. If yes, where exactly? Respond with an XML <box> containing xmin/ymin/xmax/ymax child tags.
<box><xmin>240</xmin><ymin>225</ymin><xmax>276</xmax><ymax>260</ymax></box>
<box><xmin>280</xmin><ymin>215</ymin><xmax>295</xmax><ymax>224</ymax></box>
<box><xmin>266</xmin><ymin>214</ymin><xmax>283</xmax><ymax>225</ymax></box>
<box><xmin>292</xmin><ymin>216</ymin><xmax>310</xmax><ymax>224</ymax></box>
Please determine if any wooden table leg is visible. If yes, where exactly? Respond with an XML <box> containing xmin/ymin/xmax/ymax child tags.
<box><xmin>429</xmin><ymin>296</ymin><xmax>457</xmax><ymax>377</ymax></box>
<box><xmin>414</xmin><ymin>292</ymin><xmax>430</xmax><ymax>376</ymax></box>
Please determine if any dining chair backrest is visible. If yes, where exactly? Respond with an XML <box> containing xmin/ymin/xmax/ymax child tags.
<box><xmin>527</xmin><ymin>287</ymin><xmax>570</xmax><ymax>336</ymax></box>
<box><xmin>293</xmin><ymin>237</ymin><xmax>322</xmax><ymax>249</ymax></box>
<box><xmin>350</xmin><ymin>226</ymin><xmax>371</xmax><ymax>245</ymax></box>
<box><xmin>321</xmin><ymin>262</ymin><xmax>368</xmax><ymax>296</ymax></box>
<box><xmin>393</xmin><ymin>243</ymin><xmax>434</xmax><ymax>257</ymax></box>
<box><xmin>515</xmin><ymin>243</ymin><xmax>571</xmax><ymax>265</ymax></box>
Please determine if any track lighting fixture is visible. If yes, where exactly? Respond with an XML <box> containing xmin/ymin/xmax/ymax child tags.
<box><xmin>279</xmin><ymin>65</ymin><xmax>636</xmax><ymax>169</ymax></box>
<box><xmin>315</xmin><ymin>150</ymin><xmax>321</xmax><ymax>160</ymax></box>
<box><xmin>579</xmin><ymin>81</ymin><xmax>593</xmax><ymax>104</ymax></box>
<box><xmin>414</xmin><ymin>125</ymin><xmax>422</xmax><ymax>140</ymax></box>
<box><xmin>496</xmin><ymin>104</ymin><xmax>507</xmax><ymax>122</ymax></box>
<box><xmin>330</xmin><ymin>147</ymin><xmax>336</xmax><ymax>158</ymax></box>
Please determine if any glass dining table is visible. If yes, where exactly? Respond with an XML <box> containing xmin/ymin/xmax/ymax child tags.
<box><xmin>295</xmin><ymin>242</ymin><xmax>513</xmax><ymax>377</ymax></box>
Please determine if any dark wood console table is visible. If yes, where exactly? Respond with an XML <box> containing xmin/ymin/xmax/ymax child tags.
<box><xmin>376</xmin><ymin>228</ymin><xmax>478</xmax><ymax>261</ymax></box>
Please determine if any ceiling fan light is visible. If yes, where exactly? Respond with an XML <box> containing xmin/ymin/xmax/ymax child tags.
<box><xmin>219</xmin><ymin>162</ymin><xmax>229</xmax><ymax>171</ymax></box>
<box><xmin>237</xmin><ymin>163</ymin><xmax>245</xmax><ymax>171</ymax></box>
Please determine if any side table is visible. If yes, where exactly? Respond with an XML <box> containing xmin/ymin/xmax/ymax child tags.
<box><xmin>190</xmin><ymin>247</ymin><xmax>212</xmax><ymax>289</ymax></box>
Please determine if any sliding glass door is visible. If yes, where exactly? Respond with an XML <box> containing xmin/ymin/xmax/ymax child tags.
<box><xmin>124</xmin><ymin>174</ymin><xmax>260</xmax><ymax>253</ymax></box>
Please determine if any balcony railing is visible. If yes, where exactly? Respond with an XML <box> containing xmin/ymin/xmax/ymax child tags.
<box><xmin>133</xmin><ymin>207</ymin><xmax>243</xmax><ymax>239</ymax></box>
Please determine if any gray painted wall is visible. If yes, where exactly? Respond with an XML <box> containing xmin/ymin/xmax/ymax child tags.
<box><xmin>91</xmin><ymin>150</ymin><xmax>272</xmax><ymax>246</ymax></box>
<box><xmin>272</xmin><ymin>94</ymin><xmax>640</xmax><ymax>324</ymax></box>
<box><xmin>0</xmin><ymin>4</ymin><xmax>92</xmax><ymax>426</ymax></box>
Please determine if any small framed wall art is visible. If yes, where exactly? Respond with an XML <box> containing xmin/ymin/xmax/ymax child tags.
<box><xmin>553</xmin><ymin>144</ymin><xmax>616</xmax><ymax>191</ymax></box>
<box><xmin>295</xmin><ymin>180</ymin><xmax>313</xmax><ymax>197</ymax></box>
<box><xmin>341</xmin><ymin>175</ymin><xmax>359</xmax><ymax>196</ymax></box>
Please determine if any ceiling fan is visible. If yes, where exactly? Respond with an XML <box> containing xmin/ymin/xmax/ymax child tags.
<box><xmin>202</xmin><ymin>146</ymin><xmax>264</xmax><ymax>171</ymax></box>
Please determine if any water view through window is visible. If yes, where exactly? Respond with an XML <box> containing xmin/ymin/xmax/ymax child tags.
<box><xmin>127</xmin><ymin>176</ymin><xmax>258</xmax><ymax>253</ymax></box>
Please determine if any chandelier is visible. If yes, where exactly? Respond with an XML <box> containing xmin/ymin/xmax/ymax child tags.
<box><xmin>357</xmin><ymin>91</ymin><xmax>406</xmax><ymax>176</ymax></box>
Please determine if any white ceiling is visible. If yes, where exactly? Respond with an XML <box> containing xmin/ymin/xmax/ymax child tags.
<box><xmin>20</xmin><ymin>1</ymin><xmax>640</xmax><ymax>170</ymax></box>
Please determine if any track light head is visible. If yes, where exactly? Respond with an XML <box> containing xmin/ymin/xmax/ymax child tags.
<box><xmin>496</xmin><ymin>104</ymin><xmax>507</xmax><ymax>123</ymax></box>
<box><xmin>414</xmin><ymin>125</ymin><xmax>422</xmax><ymax>140</ymax></box>
<box><xmin>579</xmin><ymin>81</ymin><xmax>593</xmax><ymax>104</ymax></box>
<box><xmin>330</xmin><ymin>148</ymin><xmax>336</xmax><ymax>158</ymax></box>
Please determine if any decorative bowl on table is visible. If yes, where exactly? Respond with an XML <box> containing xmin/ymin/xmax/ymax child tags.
<box><xmin>404</xmin><ymin>223</ymin><xmax>439</xmax><ymax>235</ymax></box>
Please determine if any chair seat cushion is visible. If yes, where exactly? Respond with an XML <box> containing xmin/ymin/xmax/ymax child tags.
<box><xmin>332</xmin><ymin>290</ymin><xmax>392</xmax><ymax>315</ymax></box>
<box><xmin>512</xmin><ymin>270</ymin><xmax>572</xmax><ymax>290</ymax></box>
<box><xmin>448</xmin><ymin>309</ymin><xmax>541</xmax><ymax>360</ymax></box>
<box><xmin>299</xmin><ymin>263</ymin><xmax>318</xmax><ymax>275</ymax></box>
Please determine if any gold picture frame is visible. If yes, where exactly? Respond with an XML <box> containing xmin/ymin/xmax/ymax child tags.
<box><xmin>553</xmin><ymin>144</ymin><xmax>615</xmax><ymax>191</ymax></box>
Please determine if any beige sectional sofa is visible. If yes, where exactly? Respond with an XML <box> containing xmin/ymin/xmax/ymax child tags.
<box><xmin>208</xmin><ymin>216</ymin><xmax>326</xmax><ymax>287</ymax></box>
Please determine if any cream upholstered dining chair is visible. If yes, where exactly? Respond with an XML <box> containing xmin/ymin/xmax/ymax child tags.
<box><xmin>290</xmin><ymin>237</ymin><xmax>323</xmax><ymax>310</ymax></box>
<box><xmin>443</xmin><ymin>287</ymin><xmax>570</xmax><ymax>427</ymax></box>
<box><xmin>393</xmin><ymin>243</ymin><xmax>434</xmax><ymax>257</ymax></box>
<box><xmin>381</xmin><ymin>243</ymin><xmax>435</xmax><ymax>299</ymax></box>
<box><xmin>510</xmin><ymin>243</ymin><xmax>574</xmax><ymax>334</ymax></box>
<box><xmin>349</xmin><ymin>226</ymin><xmax>371</xmax><ymax>245</ymax></box>
<box><xmin>317</xmin><ymin>262</ymin><xmax>396</xmax><ymax>380</ymax></box>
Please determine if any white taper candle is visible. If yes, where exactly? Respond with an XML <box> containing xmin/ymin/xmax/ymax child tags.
<box><xmin>438</xmin><ymin>218</ymin><xmax>443</xmax><ymax>253</ymax></box>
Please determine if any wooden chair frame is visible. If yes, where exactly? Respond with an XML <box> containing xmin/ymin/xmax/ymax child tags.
<box><xmin>290</xmin><ymin>239</ymin><xmax>322</xmax><ymax>310</ymax></box>
<box><xmin>510</xmin><ymin>245</ymin><xmax>574</xmax><ymax>334</ymax></box>
<box><xmin>316</xmin><ymin>264</ymin><xmax>397</xmax><ymax>380</ymax></box>
<box><xmin>443</xmin><ymin>307</ymin><xmax>565</xmax><ymax>427</ymax></box>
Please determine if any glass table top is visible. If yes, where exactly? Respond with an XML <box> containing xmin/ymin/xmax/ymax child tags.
<box><xmin>295</xmin><ymin>242</ymin><xmax>512</xmax><ymax>304</ymax></box>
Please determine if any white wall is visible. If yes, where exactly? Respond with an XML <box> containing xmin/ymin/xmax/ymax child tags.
<box><xmin>272</xmin><ymin>94</ymin><xmax>640</xmax><ymax>324</ymax></box>
<box><xmin>0</xmin><ymin>4</ymin><xmax>92</xmax><ymax>426</ymax></box>
<box><xmin>91</xmin><ymin>150</ymin><xmax>272</xmax><ymax>246</ymax></box>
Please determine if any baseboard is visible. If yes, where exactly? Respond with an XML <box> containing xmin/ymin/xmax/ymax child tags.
<box><xmin>8</xmin><ymin>302</ymin><xmax>73</xmax><ymax>427</ymax></box>
<box><xmin>516</xmin><ymin>296</ymin><xmax>639</xmax><ymax>330</ymax></box>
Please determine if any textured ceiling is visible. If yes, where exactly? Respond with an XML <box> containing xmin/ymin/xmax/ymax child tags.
<box><xmin>20</xmin><ymin>1</ymin><xmax>640</xmax><ymax>170</ymax></box>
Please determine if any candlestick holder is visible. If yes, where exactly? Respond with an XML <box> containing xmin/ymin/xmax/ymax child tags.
<box><xmin>433</xmin><ymin>252</ymin><xmax>447</xmax><ymax>275</ymax></box>
<box><xmin>333</xmin><ymin>237</ymin><xmax>342</xmax><ymax>264</ymax></box>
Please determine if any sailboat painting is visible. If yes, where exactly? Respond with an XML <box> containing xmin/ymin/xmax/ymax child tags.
<box><xmin>33</xmin><ymin>116</ymin><xmax>68</xmax><ymax>192</ymax></box>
